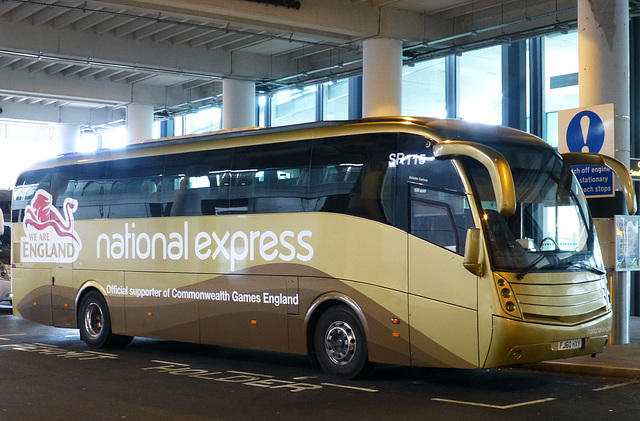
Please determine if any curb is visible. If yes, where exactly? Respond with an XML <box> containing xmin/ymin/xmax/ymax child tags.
<box><xmin>525</xmin><ymin>361</ymin><xmax>640</xmax><ymax>379</ymax></box>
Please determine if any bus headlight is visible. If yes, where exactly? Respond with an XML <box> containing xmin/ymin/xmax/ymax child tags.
<box><xmin>495</xmin><ymin>275</ymin><xmax>522</xmax><ymax>318</ymax></box>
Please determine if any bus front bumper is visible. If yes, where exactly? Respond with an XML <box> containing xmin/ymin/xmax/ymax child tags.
<box><xmin>484</xmin><ymin>312</ymin><xmax>612</xmax><ymax>368</ymax></box>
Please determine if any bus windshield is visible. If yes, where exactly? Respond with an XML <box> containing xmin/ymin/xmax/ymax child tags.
<box><xmin>464</xmin><ymin>144</ymin><xmax>603</xmax><ymax>276</ymax></box>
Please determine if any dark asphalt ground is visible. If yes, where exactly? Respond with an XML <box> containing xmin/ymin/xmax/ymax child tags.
<box><xmin>1</xmin><ymin>304</ymin><xmax>639</xmax><ymax>420</ymax></box>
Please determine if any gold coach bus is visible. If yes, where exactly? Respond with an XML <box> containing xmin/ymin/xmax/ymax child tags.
<box><xmin>10</xmin><ymin>117</ymin><xmax>635</xmax><ymax>378</ymax></box>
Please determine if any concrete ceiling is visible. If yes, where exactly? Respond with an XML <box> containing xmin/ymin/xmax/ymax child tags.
<box><xmin>0</xmin><ymin>0</ymin><xmax>593</xmax><ymax>129</ymax></box>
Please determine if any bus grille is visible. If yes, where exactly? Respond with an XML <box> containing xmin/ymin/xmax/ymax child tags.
<box><xmin>511</xmin><ymin>279</ymin><xmax>609</xmax><ymax>325</ymax></box>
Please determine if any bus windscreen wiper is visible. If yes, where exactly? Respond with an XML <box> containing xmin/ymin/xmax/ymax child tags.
<box><xmin>517</xmin><ymin>253</ymin><xmax>604</xmax><ymax>279</ymax></box>
<box><xmin>516</xmin><ymin>253</ymin><xmax>547</xmax><ymax>280</ymax></box>
<box><xmin>542</xmin><ymin>260</ymin><xmax>605</xmax><ymax>275</ymax></box>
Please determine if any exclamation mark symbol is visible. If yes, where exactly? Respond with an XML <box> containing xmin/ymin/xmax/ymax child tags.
<box><xmin>580</xmin><ymin>115</ymin><xmax>590</xmax><ymax>152</ymax></box>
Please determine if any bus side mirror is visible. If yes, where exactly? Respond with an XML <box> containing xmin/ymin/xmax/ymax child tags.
<box><xmin>0</xmin><ymin>208</ymin><xmax>4</xmax><ymax>237</ymax></box>
<box><xmin>463</xmin><ymin>227</ymin><xmax>483</xmax><ymax>276</ymax></box>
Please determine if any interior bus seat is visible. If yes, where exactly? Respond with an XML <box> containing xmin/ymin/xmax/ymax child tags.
<box><xmin>75</xmin><ymin>181</ymin><xmax>107</xmax><ymax>219</ymax></box>
<box><xmin>170</xmin><ymin>176</ymin><xmax>203</xmax><ymax>217</ymax></box>
<box><xmin>107</xmin><ymin>178</ymin><xmax>160</xmax><ymax>218</ymax></box>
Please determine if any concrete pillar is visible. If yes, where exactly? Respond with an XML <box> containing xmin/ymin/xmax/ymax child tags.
<box><xmin>222</xmin><ymin>79</ymin><xmax>256</xmax><ymax>129</ymax></box>
<box><xmin>56</xmin><ymin>123</ymin><xmax>80</xmax><ymax>154</ymax></box>
<box><xmin>127</xmin><ymin>104</ymin><xmax>154</xmax><ymax>144</ymax></box>
<box><xmin>578</xmin><ymin>0</ymin><xmax>630</xmax><ymax>166</ymax></box>
<box><xmin>362</xmin><ymin>38</ymin><xmax>402</xmax><ymax>118</ymax></box>
<box><xmin>578</xmin><ymin>0</ymin><xmax>631</xmax><ymax>344</ymax></box>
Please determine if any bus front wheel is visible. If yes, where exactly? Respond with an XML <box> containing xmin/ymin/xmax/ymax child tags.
<box><xmin>314</xmin><ymin>305</ymin><xmax>371</xmax><ymax>379</ymax></box>
<box><xmin>78</xmin><ymin>291</ymin><xmax>132</xmax><ymax>348</ymax></box>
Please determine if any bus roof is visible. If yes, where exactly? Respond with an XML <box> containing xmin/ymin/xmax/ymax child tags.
<box><xmin>18</xmin><ymin>117</ymin><xmax>552</xmax><ymax>173</ymax></box>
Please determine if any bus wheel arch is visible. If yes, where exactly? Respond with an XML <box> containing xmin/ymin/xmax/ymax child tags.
<box><xmin>77</xmin><ymin>287</ymin><xmax>133</xmax><ymax>349</ymax></box>
<box><xmin>306</xmin><ymin>294</ymin><xmax>372</xmax><ymax>379</ymax></box>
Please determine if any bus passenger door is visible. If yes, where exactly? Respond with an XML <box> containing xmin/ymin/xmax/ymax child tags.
<box><xmin>51</xmin><ymin>264</ymin><xmax>75</xmax><ymax>327</ymax></box>
<box><xmin>11</xmin><ymin>168</ymin><xmax>75</xmax><ymax>326</ymax></box>
<box><xmin>406</xmin><ymin>185</ymin><xmax>479</xmax><ymax>368</ymax></box>
<box><xmin>11</xmin><ymin>186</ymin><xmax>53</xmax><ymax>325</ymax></box>
<box><xmin>49</xmin><ymin>168</ymin><xmax>80</xmax><ymax>328</ymax></box>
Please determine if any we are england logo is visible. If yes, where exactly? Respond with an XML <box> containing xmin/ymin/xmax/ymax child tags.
<box><xmin>21</xmin><ymin>189</ymin><xmax>82</xmax><ymax>263</ymax></box>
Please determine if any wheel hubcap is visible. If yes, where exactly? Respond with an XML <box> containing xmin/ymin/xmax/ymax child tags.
<box><xmin>84</xmin><ymin>302</ymin><xmax>103</xmax><ymax>338</ymax></box>
<box><xmin>324</xmin><ymin>321</ymin><xmax>356</xmax><ymax>365</ymax></box>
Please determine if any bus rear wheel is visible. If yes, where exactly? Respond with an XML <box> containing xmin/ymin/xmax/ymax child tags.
<box><xmin>78</xmin><ymin>291</ymin><xmax>132</xmax><ymax>348</ymax></box>
<box><xmin>314</xmin><ymin>305</ymin><xmax>371</xmax><ymax>379</ymax></box>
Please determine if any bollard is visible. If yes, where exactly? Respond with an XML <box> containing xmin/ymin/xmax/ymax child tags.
<box><xmin>609</xmin><ymin>270</ymin><xmax>630</xmax><ymax>345</ymax></box>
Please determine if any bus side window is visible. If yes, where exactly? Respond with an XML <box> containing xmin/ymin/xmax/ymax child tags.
<box><xmin>105</xmin><ymin>156</ymin><xmax>165</xmax><ymax>219</ymax></box>
<box><xmin>164</xmin><ymin>149</ymin><xmax>232</xmax><ymax>216</ymax></box>
<box><xmin>50</xmin><ymin>170</ymin><xmax>74</xmax><ymax>209</ymax></box>
<box><xmin>13</xmin><ymin>169</ymin><xmax>53</xmax><ymax>222</ymax></box>
<box><xmin>395</xmin><ymin>133</ymin><xmax>467</xmax><ymax>232</ymax></box>
<box><xmin>231</xmin><ymin>140</ymin><xmax>311</xmax><ymax>214</ymax></box>
<box><xmin>170</xmin><ymin>166</ymin><xmax>210</xmax><ymax>217</ymax></box>
<box><xmin>410</xmin><ymin>200</ymin><xmax>458</xmax><ymax>251</ymax></box>
<box><xmin>409</xmin><ymin>185</ymin><xmax>473</xmax><ymax>255</ymax></box>
<box><xmin>310</xmin><ymin>134</ymin><xmax>396</xmax><ymax>223</ymax></box>
<box><xmin>72</xmin><ymin>162</ymin><xmax>108</xmax><ymax>220</ymax></box>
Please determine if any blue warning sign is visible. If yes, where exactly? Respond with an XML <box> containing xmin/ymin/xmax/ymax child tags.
<box><xmin>570</xmin><ymin>165</ymin><xmax>613</xmax><ymax>196</ymax></box>
<box><xmin>566</xmin><ymin>110</ymin><xmax>606</xmax><ymax>154</ymax></box>
<box><xmin>558</xmin><ymin>104</ymin><xmax>615</xmax><ymax>198</ymax></box>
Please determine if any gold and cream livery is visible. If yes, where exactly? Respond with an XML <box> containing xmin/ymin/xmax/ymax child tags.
<box><xmin>11</xmin><ymin>117</ymin><xmax>633</xmax><ymax>378</ymax></box>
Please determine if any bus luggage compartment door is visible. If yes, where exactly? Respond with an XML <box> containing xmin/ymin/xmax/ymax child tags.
<box><xmin>12</xmin><ymin>267</ymin><xmax>53</xmax><ymax>326</ymax></box>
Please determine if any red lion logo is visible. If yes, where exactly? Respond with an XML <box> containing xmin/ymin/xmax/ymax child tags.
<box><xmin>24</xmin><ymin>189</ymin><xmax>81</xmax><ymax>245</ymax></box>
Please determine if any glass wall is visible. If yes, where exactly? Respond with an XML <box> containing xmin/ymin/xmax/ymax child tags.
<box><xmin>257</xmin><ymin>95</ymin><xmax>268</xmax><ymax>127</ymax></box>
<box><xmin>79</xmin><ymin>126</ymin><xmax>128</xmax><ymax>151</ymax></box>
<box><xmin>323</xmin><ymin>79</ymin><xmax>349</xmax><ymax>120</ymax></box>
<box><xmin>543</xmin><ymin>30</ymin><xmax>579</xmax><ymax>147</ymax></box>
<box><xmin>271</xmin><ymin>86</ymin><xmax>317</xmax><ymax>127</ymax></box>
<box><xmin>459</xmin><ymin>46</ymin><xmax>503</xmax><ymax>125</ymax></box>
<box><xmin>184</xmin><ymin>107</ymin><xmax>222</xmax><ymax>134</ymax></box>
<box><xmin>102</xmin><ymin>127</ymin><xmax>128</xmax><ymax>149</ymax></box>
<box><xmin>175</xmin><ymin>115</ymin><xmax>184</xmax><ymax>136</ymax></box>
<box><xmin>402</xmin><ymin>58</ymin><xmax>446</xmax><ymax>118</ymax></box>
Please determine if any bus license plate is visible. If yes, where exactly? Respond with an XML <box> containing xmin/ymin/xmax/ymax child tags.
<box><xmin>558</xmin><ymin>339</ymin><xmax>583</xmax><ymax>350</ymax></box>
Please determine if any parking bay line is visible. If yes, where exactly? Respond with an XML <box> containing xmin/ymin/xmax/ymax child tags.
<box><xmin>592</xmin><ymin>381</ymin><xmax>639</xmax><ymax>392</ymax></box>
<box><xmin>432</xmin><ymin>397</ymin><xmax>556</xmax><ymax>410</ymax></box>
<box><xmin>320</xmin><ymin>383</ymin><xmax>379</xmax><ymax>393</ymax></box>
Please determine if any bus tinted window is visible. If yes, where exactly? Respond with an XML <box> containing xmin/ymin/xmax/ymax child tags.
<box><xmin>230</xmin><ymin>140</ymin><xmax>311</xmax><ymax>214</ymax></box>
<box><xmin>105</xmin><ymin>156</ymin><xmax>164</xmax><ymax>218</ymax></box>
<box><xmin>13</xmin><ymin>168</ymin><xmax>52</xmax><ymax>222</ymax></box>
<box><xmin>395</xmin><ymin>133</ymin><xmax>466</xmax><ymax>231</ymax></box>
<box><xmin>13</xmin><ymin>166</ymin><xmax>77</xmax><ymax>222</ymax></box>
<box><xmin>71</xmin><ymin>162</ymin><xmax>108</xmax><ymax>220</ymax></box>
<box><xmin>409</xmin><ymin>185</ymin><xmax>473</xmax><ymax>255</ymax></box>
<box><xmin>49</xmin><ymin>166</ymin><xmax>75</xmax><ymax>210</ymax></box>
<box><xmin>396</xmin><ymin>133</ymin><xmax>465</xmax><ymax>191</ymax></box>
<box><xmin>164</xmin><ymin>149</ymin><xmax>232</xmax><ymax>216</ymax></box>
<box><xmin>310</xmin><ymin>134</ymin><xmax>396</xmax><ymax>223</ymax></box>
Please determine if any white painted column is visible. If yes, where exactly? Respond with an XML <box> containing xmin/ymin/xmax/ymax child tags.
<box><xmin>222</xmin><ymin>79</ymin><xmax>256</xmax><ymax>129</ymax></box>
<box><xmin>362</xmin><ymin>38</ymin><xmax>402</xmax><ymax>118</ymax></box>
<box><xmin>56</xmin><ymin>123</ymin><xmax>80</xmax><ymax>154</ymax></box>
<box><xmin>127</xmin><ymin>104</ymin><xmax>154</xmax><ymax>144</ymax></box>
<box><xmin>578</xmin><ymin>0</ymin><xmax>630</xmax><ymax>166</ymax></box>
<box><xmin>578</xmin><ymin>0</ymin><xmax>631</xmax><ymax>345</ymax></box>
